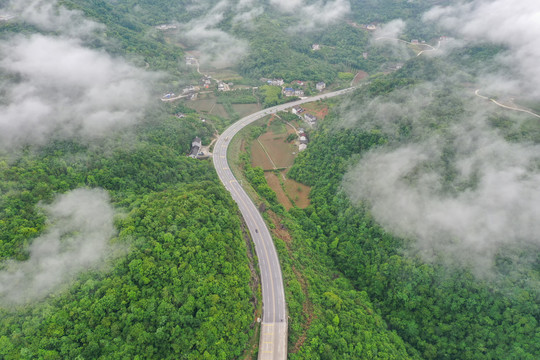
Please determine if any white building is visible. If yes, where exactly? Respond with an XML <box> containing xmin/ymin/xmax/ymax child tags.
<box><xmin>304</xmin><ymin>113</ymin><xmax>317</xmax><ymax>126</ymax></box>
<box><xmin>267</xmin><ymin>79</ymin><xmax>284</xmax><ymax>86</ymax></box>
<box><xmin>316</xmin><ymin>82</ymin><xmax>326</xmax><ymax>91</ymax></box>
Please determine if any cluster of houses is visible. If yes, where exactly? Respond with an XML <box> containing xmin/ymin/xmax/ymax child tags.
<box><xmin>182</xmin><ymin>85</ymin><xmax>199</xmax><ymax>100</ymax></box>
<box><xmin>202</xmin><ymin>76</ymin><xmax>212</xmax><ymax>88</ymax></box>
<box><xmin>218</xmin><ymin>81</ymin><xmax>232</xmax><ymax>91</ymax></box>
<box><xmin>185</xmin><ymin>56</ymin><xmax>197</xmax><ymax>66</ymax></box>
<box><xmin>283</xmin><ymin>88</ymin><xmax>304</xmax><ymax>97</ymax></box>
<box><xmin>266</xmin><ymin>78</ymin><xmax>284</xmax><ymax>86</ymax></box>
<box><xmin>292</xmin><ymin>106</ymin><xmax>318</xmax><ymax>127</ymax></box>
<box><xmin>298</xmin><ymin>128</ymin><xmax>309</xmax><ymax>151</ymax></box>
<box><xmin>264</xmin><ymin>78</ymin><xmax>326</xmax><ymax>97</ymax></box>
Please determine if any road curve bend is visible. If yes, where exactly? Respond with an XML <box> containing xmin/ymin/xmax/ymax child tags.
<box><xmin>213</xmin><ymin>87</ymin><xmax>355</xmax><ymax>360</ymax></box>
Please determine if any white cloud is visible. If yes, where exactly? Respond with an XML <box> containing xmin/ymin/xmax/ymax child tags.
<box><xmin>342</xmin><ymin>80</ymin><xmax>540</xmax><ymax>275</ymax></box>
<box><xmin>179</xmin><ymin>0</ymin><xmax>250</xmax><ymax>68</ymax></box>
<box><xmin>4</xmin><ymin>0</ymin><xmax>101</xmax><ymax>38</ymax></box>
<box><xmin>0</xmin><ymin>34</ymin><xmax>155</xmax><ymax>150</ymax></box>
<box><xmin>0</xmin><ymin>0</ymin><xmax>157</xmax><ymax>150</ymax></box>
<box><xmin>270</xmin><ymin>0</ymin><xmax>350</xmax><ymax>31</ymax></box>
<box><xmin>424</xmin><ymin>0</ymin><xmax>540</xmax><ymax>98</ymax></box>
<box><xmin>373</xmin><ymin>19</ymin><xmax>406</xmax><ymax>40</ymax></box>
<box><xmin>0</xmin><ymin>189</ymin><xmax>117</xmax><ymax>305</ymax></box>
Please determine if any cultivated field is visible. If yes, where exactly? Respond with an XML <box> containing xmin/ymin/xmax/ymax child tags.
<box><xmin>250</xmin><ymin>117</ymin><xmax>311</xmax><ymax>209</ymax></box>
<box><xmin>233</xmin><ymin>103</ymin><xmax>261</xmax><ymax>118</ymax></box>
<box><xmin>283</xmin><ymin>175</ymin><xmax>310</xmax><ymax>208</ymax></box>
<box><xmin>188</xmin><ymin>97</ymin><xmax>230</xmax><ymax>118</ymax></box>
<box><xmin>252</xmin><ymin>119</ymin><xmax>297</xmax><ymax>169</ymax></box>
<box><xmin>264</xmin><ymin>172</ymin><xmax>293</xmax><ymax>210</ymax></box>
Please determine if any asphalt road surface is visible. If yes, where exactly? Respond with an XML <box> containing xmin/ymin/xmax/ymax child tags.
<box><xmin>212</xmin><ymin>87</ymin><xmax>355</xmax><ymax>360</ymax></box>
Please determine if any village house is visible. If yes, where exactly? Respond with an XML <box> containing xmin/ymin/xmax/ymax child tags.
<box><xmin>294</xmin><ymin>89</ymin><xmax>304</xmax><ymax>97</ymax></box>
<box><xmin>291</xmin><ymin>106</ymin><xmax>304</xmax><ymax>115</ymax></box>
<box><xmin>283</xmin><ymin>87</ymin><xmax>294</xmax><ymax>96</ymax></box>
<box><xmin>304</xmin><ymin>113</ymin><xmax>317</xmax><ymax>126</ymax></box>
<box><xmin>299</xmin><ymin>135</ymin><xmax>308</xmax><ymax>145</ymax></box>
<box><xmin>185</xmin><ymin>56</ymin><xmax>197</xmax><ymax>65</ymax></box>
<box><xmin>188</xmin><ymin>137</ymin><xmax>202</xmax><ymax>158</ymax></box>
<box><xmin>316</xmin><ymin>82</ymin><xmax>326</xmax><ymax>91</ymax></box>
<box><xmin>293</xmin><ymin>80</ymin><xmax>305</xmax><ymax>86</ymax></box>
<box><xmin>182</xmin><ymin>85</ymin><xmax>195</xmax><ymax>94</ymax></box>
<box><xmin>267</xmin><ymin>79</ymin><xmax>284</xmax><ymax>86</ymax></box>
<box><xmin>312</xmin><ymin>44</ymin><xmax>321</xmax><ymax>51</ymax></box>
<box><xmin>202</xmin><ymin>76</ymin><xmax>212</xmax><ymax>88</ymax></box>
<box><xmin>299</xmin><ymin>143</ymin><xmax>307</xmax><ymax>151</ymax></box>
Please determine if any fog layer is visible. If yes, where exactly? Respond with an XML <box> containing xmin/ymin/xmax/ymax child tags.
<box><xmin>342</xmin><ymin>0</ymin><xmax>540</xmax><ymax>274</ymax></box>
<box><xmin>0</xmin><ymin>0</ymin><xmax>155</xmax><ymax>150</ymax></box>
<box><xmin>0</xmin><ymin>189</ymin><xmax>116</xmax><ymax>305</ymax></box>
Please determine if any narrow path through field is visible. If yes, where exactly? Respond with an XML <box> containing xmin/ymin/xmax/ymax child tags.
<box><xmin>257</xmin><ymin>139</ymin><xmax>278</xmax><ymax>170</ymax></box>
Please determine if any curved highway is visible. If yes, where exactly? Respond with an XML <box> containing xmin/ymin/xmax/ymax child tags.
<box><xmin>213</xmin><ymin>87</ymin><xmax>355</xmax><ymax>360</ymax></box>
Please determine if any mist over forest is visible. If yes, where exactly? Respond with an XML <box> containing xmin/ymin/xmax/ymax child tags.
<box><xmin>0</xmin><ymin>0</ymin><xmax>538</xmax><ymax>359</ymax></box>
<box><xmin>340</xmin><ymin>0</ymin><xmax>540</xmax><ymax>281</ymax></box>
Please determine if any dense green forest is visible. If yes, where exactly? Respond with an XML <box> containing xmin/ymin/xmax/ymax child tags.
<box><xmin>0</xmin><ymin>110</ymin><xmax>258</xmax><ymax>358</ymax></box>
<box><xmin>55</xmin><ymin>0</ymin><xmax>440</xmax><ymax>82</ymax></box>
<box><xmin>2</xmin><ymin>0</ymin><xmax>539</xmax><ymax>359</ymax></box>
<box><xmin>283</xmin><ymin>57</ymin><xmax>540</xmax><ymax>359</ymax></box>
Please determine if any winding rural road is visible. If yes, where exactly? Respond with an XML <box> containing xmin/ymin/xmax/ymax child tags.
<box><xmin>213</xmin><ymin>87</ymin><xmax>355</xmax><ymax>360</ymax></box>
<box><xmin>475</xmin><ymin>89</ymin><xmax>540</xmax><ymax>119</ymax></box>
<box><xmin>375</xmin><ymin>36</ymin><xmax>441</xmax><ymax>56</ymax></box>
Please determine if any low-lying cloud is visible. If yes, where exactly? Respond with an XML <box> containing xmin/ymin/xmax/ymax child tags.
<box><xmin>0</xmin><ymin>34</ymin><xmax>154</xmax><ymax>150</ymax></box>
<box><xmin>344</xmin><ymin>124</ymin><xmax>540</xmax><ymax>273</ymax></box>
<box><xmin>270</xmin><ymin>0</ymin><xmax>350</xmax><ymax>31</ymax></box>
<box><xmin>0</xmin><ymin>189</ymin><xmax>117</xmax><ymax>305</ymax></box>
<box><xmin>339</xmin><ymin>0</ymin><xmax>540</xmax><ymax>277</ymax></box>
<box><xmin>5</xmin><ymin>0</ymin><xmax>101</xmax><ymax>38</ymax></box>
<box><xmin>0</xmin><ymin>0</ymin><xmax>156</xmax><ymax>151</ymax></box>
<box><xmin>424</xmin><ymin>0</ymin><xmax>540</xmax><ymax>98</ymax></box>
<box><xmin>179</xmin><ymin>0</ymin><xmax>250</xmax><ymax>68</ymax></box>
<box><xmin>341</xmin><ymin>77</ymin><xmax>540</xmax><ymax>275</ymax></box>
